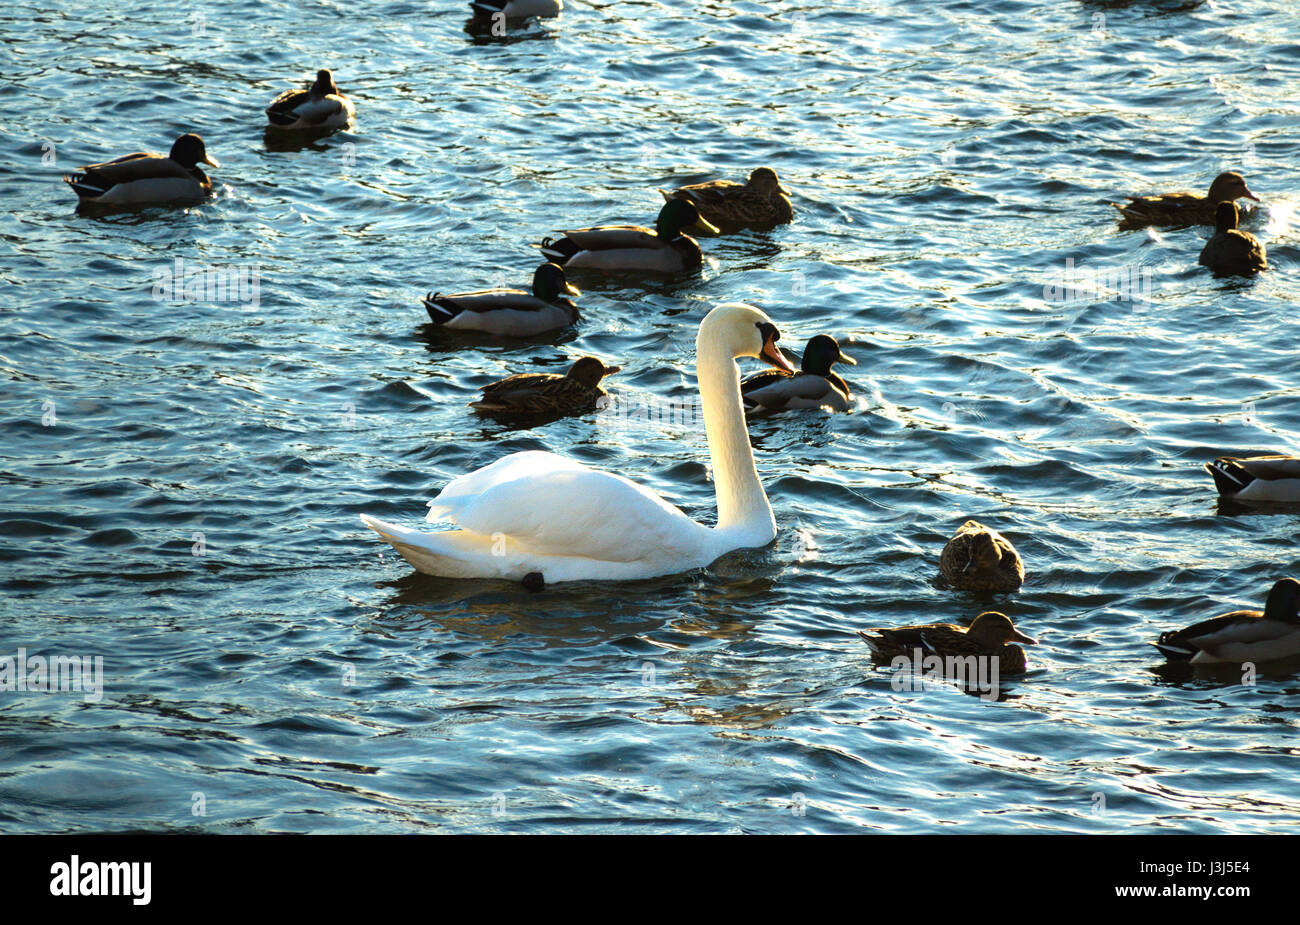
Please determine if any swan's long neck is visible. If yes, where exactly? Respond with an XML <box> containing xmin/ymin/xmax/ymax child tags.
<box><xmin>697</xmin><ymin>336</ymin><xmax>775</xmax><ymax>542</ymax></box>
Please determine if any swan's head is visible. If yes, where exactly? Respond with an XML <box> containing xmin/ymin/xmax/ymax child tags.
<box><xmin>700</xmin><ymin>303</ymin><xmax>794</xmax><ymax>373</ymax></box>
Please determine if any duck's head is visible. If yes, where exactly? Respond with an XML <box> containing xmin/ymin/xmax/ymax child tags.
<box><xmin>801</xmin><ymin>334</ymin><xmax>856</xmax><ymax>375</ymax></box>
<box><xmin>968</xmin><ymin>611</ymin><xmax>1037</xmax><ymax>646</ymax></box>
<box><xmin>169</xmin><ymin>133</ymin><xmax>219</xmax><ymax>169</ymax></box>
<box><xmin>532</xmin><ymin>262</ymin><xmax>580</xmax><ymax>301</ymax></box>
<box><xmin>565</xmin><ymin>356</ymin><xmax>620</xmax><ymax>388</ymax></box>
<box><xmin>748</xmin><ymin>167</ymin><xmax>790</xmax><ymax>197</ymax></box>
<box><xmin>963</xmin><ymin>530</ymin><xmax>1003</xmax><ymax>576</ymax></box>
<box><xmin>1264</xmin><ymin>578</ymin><xmax>1300</xmax><ymax>624</ymax></box>
<box><xmin>656</xmin><ymin>198</ymin><xmax>720</xmax><ymax>239</ymax></box>
<box><xmin>1208</xmin><ymin>172</ymin><xmax>1258</xmax><ymax>204</ymax></box>
<box><xmin>313</xmin><ymin>69</ymin><xmax>340</xmax><ymax>95</ymax></box>
<box><xmin>699</xmin><ymin>302</ymin><xmax>794</xmax><ymax>373</ymax></box>
<box><xmin>1214</xmin><ymin>200</ymin><xmax>1241</xmax><ymax>233</ymax></box>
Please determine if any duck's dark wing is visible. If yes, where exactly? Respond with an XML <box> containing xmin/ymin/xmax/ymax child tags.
<box><xmin>65</xmin><ymin>153</ymin><xmax>193</xmax><ymax>197</ymax></box>
<box><xmin>1153</xmin><ymin>610</ymin><xmax>1262</xmax><ymax>660</ymax></box>
<box><xmin>266</xmin><ymin>87</ymin><xmax>312</xmax><ymax>124</ymax></box>
<box><xmin>422</xmin><ymin>287</ymin><xmax>535</xmax><ymax>323</ymax></box>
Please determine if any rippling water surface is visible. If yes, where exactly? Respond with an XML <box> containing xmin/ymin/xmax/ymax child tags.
<box><xmin>3</xmin><ymin>0</ymin><xmax>1300</xmax><ymax>833</ymax></box>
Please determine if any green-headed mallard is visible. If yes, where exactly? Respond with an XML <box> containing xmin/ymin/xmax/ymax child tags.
<box><xmin>1154</xmin><ymin>578</ymin><xmax>1300</xmax><ymax>664</ymax></box>
<box><xmin>1199</xmin><ymin>201</ymin><xmax>1267</xmax><ymax>275</ymax></box>
<box><xmin>470</xmin><ymin>0</ymin><xmax>561</xmax><ymax>19</ymax></box>
<box><xmin>740</xmin><ymin>334</ymin><xmax>855</xmax><ymax>413</ymax></box>
<box><xmin>471</xmin><ymin>356</ymin><xmax>618</xmax><ymax>416</ymax></box>
<box><xmin>266</xmin><ymin>69</ymin><xmax>355</xmax><ymax>131</ymax></box>
<box><xmin>1206</xmin><ymin>455</ymin><xmax>1300</xmax><ymax>502</ymax></box>
<box><xmin>939</xmin><ymin>520</ymin><xmax>1024</xmax><ymax>593</ymax></box>
<box><xmin>1114</xmin><ymin>171</ymin><xmax>1259</xmax><ymax>230</ymax></box>
<box><xmin>63</xmin><ymin>133</ymin><xmax>219</xmax><ymax>207</ymax></box>
<box><xmin>536</xmin><ymin>199</ymin><xmax>720</xmax><ymax>274</ymax></box>
<box><xmin>422</xmin><ymin>263</ymin><xmax>579</xmax><ymax>336</ymax></box>
<box><xmin>659</xmin><ymin>167</ymin><xmax>794</xmax><ymax>232</ymax></box>
<box><xmin>858</xmin><ymin>611</ymin><xmax>1037</xmax><ymax>674</ymax></box>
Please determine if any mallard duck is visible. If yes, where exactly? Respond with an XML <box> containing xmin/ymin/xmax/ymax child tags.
<box><xmin>63</xmin><ymin>133</ymin><xmax>219</xmax><ymax>206</ymax></box>
<box><xmin>1206</xmin><ymin>455</ymin><xmax>1300</xmax><ymax>502</ymax></box>
<box><xmin>266</xmin><ymin>69</ymin><xmax>355</xmax><ymax>131</ymax></box>
<box><xmin>740</xmin><ymin>334</ymin><xmax>855</xmax><ymax>413</ymax></box>
<box><xmin>422</xmin><ymin>263</ymin><xmax>579</xmax><ymax>336</ymax></box>
<box><xmin>858</xmin><ymin>611</ymin><xmax>1037</xmax><ymax>674</ymax></box>
<box><xmin>471</xmin><ymin>356</ymin><xmax>618</xmax><ymax>416</ymax></box>
<box><xmin>536</xmin><ymin>199</ymin><xmax>720</xmax><ymax>274</ymax></box>
<box><xmin>1113</xmin><ymin>172</ymin><xmax>1259</xmax><ymax>230</ymax></box>
<box><xmin>659</xmin><ymin>167</ymin><xmax>794</xmax><ymax>231</ymax></box>
<box><xmin>1199</xmin><ymin>201</ymin><xmax>1267</xmax><ymax>275</ymax></box>
<box><xmin>939</xmin><ymin>520</ymin><xmax>1024</xmax><ymax>592</ymax></box>
<box><xmin>470</xmin><ymin>0</ymin><xmax>562</xmax><ymax>19</ymax></box>
<box><xmin>1153</xmin><ymin>578</ymin><xmax>1300</xmax><ymax>664</ymax></box>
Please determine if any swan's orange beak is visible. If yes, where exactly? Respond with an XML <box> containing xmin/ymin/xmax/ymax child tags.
<box><xmin>758</xmin><ymin>324</ymin><xmax>794</xmax><ymax>373</ymax></box>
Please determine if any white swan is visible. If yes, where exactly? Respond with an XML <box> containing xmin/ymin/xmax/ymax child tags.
<box><xmin>360</xmin><ymin>303</ymin><xmax>793</xmax><ymax>583</ymax></box>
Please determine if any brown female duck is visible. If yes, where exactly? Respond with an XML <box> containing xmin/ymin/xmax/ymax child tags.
<box><xmin>858</xmin><ymin>611</ymin><xmax>1038</xmax><ymax>674</ymax></box>
<box><xmin>659</xmin><ymin>167</ymin><xmax>794</xmax><ymax>231</ymax></box>
<box><xmin>939</xmin><ymin>520</ymin><xmax>1024</xmax><ymax>592</ymax></box>
<box><xmin>470</xmin><ymin>356</ymin><xmax>618</xmax><ymax>416</ymax></box>
<box><xmin>1199</xmin><ymin>201</ymin><xmax>1267</xmax><ymax>275</ymax></box>
<box><xmin>1114</xmin><ymin>171</ymin><xmax>1258</xmax><ymax>230</ymax></box>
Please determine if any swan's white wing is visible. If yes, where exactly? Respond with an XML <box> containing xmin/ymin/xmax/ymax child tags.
<box><xmin>427</xmin><ymin>450</ymin><xmax>708</xmax><ymax>562</ymax></box>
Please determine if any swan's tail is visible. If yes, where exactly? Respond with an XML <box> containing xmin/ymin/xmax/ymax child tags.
<box><xmin>360</xmin><ymin>515</ymin><xmax>501</xmax><ymax>578</ymax></box>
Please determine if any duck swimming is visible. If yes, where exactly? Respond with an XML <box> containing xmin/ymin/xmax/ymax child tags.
<box><xmin>63</xmin><ymin>133</ymin><xmax>219</xmax><ymax>207</ymax></box>
<box><xmin>1154</xmin><ymin>578</ymin><xmax>1300</xmax><ymax>664</ymax></box>
<box><xmin>1206</xmin><ymin>455</ymin><xmax>1300</xmax><ymax>502</ymax></box>
<box><xmin>859</xmin><ymin>611</ymin><xmax>1037</xmax><ymax>674</ymax></box>
<box><xmin>939</xmin><ymin>520</ymin><xmax>1024</xmax><ymax>593</ymax></box>
<box><xmin>471</xmin><ymin>356</ymin><xmax>619</xmax><ymax>417</ymax></box>
<box><xmin>537</xmin><ymin>199</ymin><xmax>720</xmax><ymax>275</ymax></box>
<box><xmin>1113</xmin><ymin>171</ymin><xmax>1259</xmax><ymax>230</ymax></box>
<box><xmin>470</xmin><ymin>0</ymin><xmax>562</xmax><ymax>20</ymax></box>
<box><xmin>741</xmin><ymin>334</ymin><xmax>855</xmax><ymax>413</ymax></box>
<box><xmin>1199</xmin><ymin>201</ymin><xmax>1267</xmax><ymax>276</ymax></box>
<box><xmin>266</xmin><ymin>69</ymin><xmax>355</xmax><ymax>131</ymax></box>
<box><xmin>422</xmin><ymin>263</ymin><xmax>579</xmax><ymax>336</ymax></box>
<box><xmin>659</xmin><ymin>167</ymin><xmax>794</xmax><ymax>232</ymax></box>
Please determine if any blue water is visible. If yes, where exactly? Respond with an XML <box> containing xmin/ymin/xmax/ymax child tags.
<box><xmin>2</xmin><ymin>0</ymin><xmax>1299</xmax><ymax>833</ymax></box>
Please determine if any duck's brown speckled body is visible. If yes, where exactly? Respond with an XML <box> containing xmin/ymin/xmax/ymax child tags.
<box><xmin>858</xmin><ymin>611</ymin><xmax>1037</xmax><ymax>674</ymax></box>
<box><xmin>939</xmin><ymin>520</ymin><xmax>1024</xmax><ymax>592</ymax></box>
<box><xmin>1114</xmin><ymin>172</ymin><xmax>1258</xmax><ymax>230</ymax></box>
<box><xmin>1199</xmin><ymin>201</ymin><xmax>1267</xmax><ymax>276</ymax></box>
<box><xmin>660</xmin><ymin>167</ymin><xmax>794</xmax><ymax>232</ymax></box>
<box><xmin>471</xmin><ymin>356</ymin><xmax>618</xmax><ymax>417</ymax></box>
